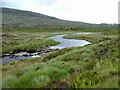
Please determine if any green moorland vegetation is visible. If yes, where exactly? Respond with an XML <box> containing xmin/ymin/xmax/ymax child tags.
<box><xmin>1</xmin><ymin>29</ymin><xmax>119</xmax><ymax>88</ymax></box>
<box><xmin>1</xmin><ymin>7</ymin><xmax>119</xmax><ymax>88</ymax></box>
<box><xmin>2</xmin><ymin>30</ymin><xmax>60</xmax><ymax>54</ymax></box>
<box><xmin>2</xmin><ymin>8</ymin><xmax>118</xmax><ymax>31</ymax></box>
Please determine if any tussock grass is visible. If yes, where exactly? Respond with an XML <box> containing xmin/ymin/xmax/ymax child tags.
<box><xmin>2</xmin><ymin>31</ymin><xmax>60</xmax><ymax>53</ymax></box>
<box><xmin>2</xmin><ymin>30</ymin><xmax>119</xmax><ymax>88</ymax></box>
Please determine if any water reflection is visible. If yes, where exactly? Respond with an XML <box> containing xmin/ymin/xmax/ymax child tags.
<box><xmin>49</xmin><ymin>33</ymin><xmax>91</xmax><ymax>49</ymax></box>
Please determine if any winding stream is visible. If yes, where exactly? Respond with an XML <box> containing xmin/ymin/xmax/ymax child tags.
<box><xmin>1</xmin><ymin>32</ymin><xmax>92</xmax><ymax>64</ymax></box>
<box><xmin>49</xmin><ymin>34</ymin><xmax>91</xmax><ymax>49</ymax></box>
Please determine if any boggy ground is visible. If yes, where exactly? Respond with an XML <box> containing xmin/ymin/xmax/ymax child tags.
<box><xmin>1</xmin><ymin>30</ymin><xmax>119</xmax><ymax>88</ymax></box>
<box><xmin>2</xmin><ymin>31</ymin><xmax>61</xmax><ymax>54</ymax></box>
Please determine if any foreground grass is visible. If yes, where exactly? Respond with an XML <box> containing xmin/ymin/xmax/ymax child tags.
<box><xmin>2</xmin><ymin>30</ymin><xmax>119</xmax><ymax>88</ymax></box>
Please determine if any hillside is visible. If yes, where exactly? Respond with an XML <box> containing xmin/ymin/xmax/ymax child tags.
<box><xmin>1</xmin><ymin>8</ymin><xmax>118</xmax><ymax>88</ymax></box>
<box><xmin>2</xmin><ymin>8</ymin><xmax>84</xmax><ymax>30</ymax></box>
<box><xmin>2</xmin><ymin>7</ymin><xmax>117</xmax><ymax>30</ymax></box>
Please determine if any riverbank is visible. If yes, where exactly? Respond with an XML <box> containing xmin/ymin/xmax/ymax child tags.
<box><xmin>2</xmin><ymin>30</ymin><xmax>101</xmax><ymax>54</ymax></box>
<box><xmin>2</xmin><ymin>30</ymin><xmax>119</xmax><ymax>88</ymax></box>
<box><xmin>2</xmin><ymin>32</ymin><xmax>92</xmax><ymax>64</ymax></box>
<box><xmin>2</xmin><ymin>31</ymin><xmax>61</xmax><ymax>54</ymax></box>
<box><xmin>49</xmin><ymin>34</ymin><xmax>91</xmax><ymax>49</ymax></box>
<box><xmin>1</xmin><ymin>45</ymin><xmax>59</xmax><ymax>64</ymax></box>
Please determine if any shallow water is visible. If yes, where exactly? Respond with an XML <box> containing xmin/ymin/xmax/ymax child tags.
<box><xmin>49</xmin><ymin>33</ymin><xmax>91</xmax><ymax>49</ymax></box>
<box><xmin>1</xmin><ymin>52</ymin><xmax>40</xmax><ymax>64</ymax></box>
<box><xmin>1</xmin><ymin>32</ymin><xmax>92</xmax><ymax>64</ymax></box>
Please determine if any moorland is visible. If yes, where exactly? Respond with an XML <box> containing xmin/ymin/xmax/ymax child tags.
<box><xmin>1</xmin><ymin>8</ymin><xmax>119</xmax><ymax>88</ymax></box>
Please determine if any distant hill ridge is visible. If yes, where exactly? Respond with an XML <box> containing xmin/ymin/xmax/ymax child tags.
<box><xmin>2</xmin><ymin>7</ymin><xmax>117</xmax><ymax>30</ymax></box>
<box><xmin>2</xmin><ymin>8</ymin><xmax>59</xmax><ymax>19</ymax></box>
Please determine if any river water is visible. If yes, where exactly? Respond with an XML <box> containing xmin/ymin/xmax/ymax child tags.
<box><xmin>49</xmin><ymin>34</ymin><xmax>91</xmax><ymax>49</ymax></box>
<box><xmin>1</xmin><ymin>32</ymin><xmax>93</xmax><ymax>64</ymax></box>
<box><xmin>1</xmin><ymin>52</ymin><xmax>40</xmax><ymax>64</ymax></box>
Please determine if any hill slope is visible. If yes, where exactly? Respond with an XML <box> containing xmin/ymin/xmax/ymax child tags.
<box><xmin>2</xmin><ymin>8</ymin><xmax>117</xmax><ymax>30</ymax></box>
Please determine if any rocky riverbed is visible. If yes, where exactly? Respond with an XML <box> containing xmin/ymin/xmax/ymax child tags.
<box><xmin>1</xmin><ymin>33</ymin><xmax>92</xmax><ymax>64</ymax></box>
<box><xmin>2</xmin><ymin>45</ymin><xmax>58</xmax><ymax>57</ymax></box>
<box><xmin>1</xmin><ymin>45</ymin><xmax>59</xmax><ymax>64</ymax></box>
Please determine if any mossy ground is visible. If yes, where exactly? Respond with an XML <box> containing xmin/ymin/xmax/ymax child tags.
<box><xmin>1</xmin><ymin>30</ymin><xmax>119</xmax><ymax>88</ymax></box>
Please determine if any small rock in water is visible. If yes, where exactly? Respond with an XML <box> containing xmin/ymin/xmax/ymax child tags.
<box><xmin>37</xmin><ymin>52</ymin><xmax>42</xmax><ymax>55</ymax></box>
<box><xmin>29</xmin><ymin>53</ymin><xmax>33</xmax><ymax>56</ymax></box>
<box><xmin>2</xmin><ymin>53</ymin><xmax>9</xmax><ymax>57</ymax></box>
<box><xmin>23</xmin><ymin>54</ymin><xmax>29</xmax><ymax>57</ymax></box>
<box><xmin>9</xmin><ymin>51</ymin><xmax>14</xmax><ymax>54</ymax></box>
<box><xmin>9</xmin><ymin>54</ymin><xmax>14</xmax><ymax>58</ymax></box>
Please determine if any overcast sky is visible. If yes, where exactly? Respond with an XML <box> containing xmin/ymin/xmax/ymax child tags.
<box><xmin>2</xmin><ymin>0</ymin><xmax>119</xmax><ymax>24</ymax></box>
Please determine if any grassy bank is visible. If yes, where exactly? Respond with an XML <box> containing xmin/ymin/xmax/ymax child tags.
<box><xmin>2</xmin><ymin>31</ymin><xmax>61</xmax><ymax>53</ymax></box>
<box><xmin>2</xmin><ymin>29</ymin><xmax>101</xmax><ymax>53</ymax></box>
<box><xmin>63</xmin><ymin>30</ymin><xmax>118</xmax><ymax>43</ymax></box>
<box><xmin>2</xmin><ymin>30</ymin><xmax>119</xmax><ymax>88</ymax></box>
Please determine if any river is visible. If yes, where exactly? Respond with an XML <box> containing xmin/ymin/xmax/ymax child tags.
<box><xmin>49</xmin><ymin>34</ymin><xmax>91</xmax><ymax>49</ymax></box>
<box><xmin>1</xmin><ymin>32</ymin><xmax>93</xmax><ymax>64</ymax></box>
